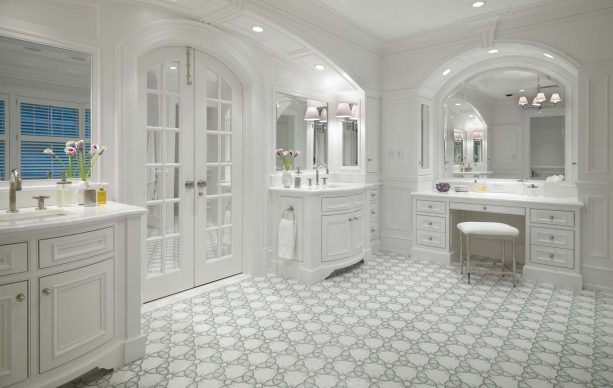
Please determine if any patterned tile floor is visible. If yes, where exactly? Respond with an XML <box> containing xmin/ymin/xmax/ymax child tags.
<box><xmin>66</xmin><ymin>252</ymin><xmax>613</xmax><ymax>387</ymax></box>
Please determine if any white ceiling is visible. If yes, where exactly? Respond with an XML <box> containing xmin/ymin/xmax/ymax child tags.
<box><xmin>307</xmin><ymin>0</ymin><xmax>551</xmax><ymax>40</ymax></box>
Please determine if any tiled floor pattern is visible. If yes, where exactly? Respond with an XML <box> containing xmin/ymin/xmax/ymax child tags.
<box><xmin>66</xmin><ymin>252</ymin><xmax>613</xmax><ymax>387</ymax></box>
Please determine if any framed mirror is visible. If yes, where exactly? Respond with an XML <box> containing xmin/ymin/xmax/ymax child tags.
<box><xmin>275</xmin><ymin>92</ymin><xmax>327</xmax><ymax>171</ymax></box>
<box><xmin>0</xmin><ymin>35</ymin><xmax>92</xmax><ymax>180</ymax></box>
<box><xmin>443</xmin><ymin>68</ymin><xmax>566</xmax><ymax>179</ymax></box>
<box><xmin>420</xmin><ymin>104</ymin><xmax>430</xmax><ymax>169</ymax></box>
<box><xmin>341</xmin><ymin>103</ymin><xmax>359</xmax><ymax>167</ymax></box>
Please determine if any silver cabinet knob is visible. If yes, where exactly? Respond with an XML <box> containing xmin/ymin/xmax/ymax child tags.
<box><xmin>428</xmin><ymin>236</ymin><xmax>433</xmax><ymax>241</ymax></box>
<box><xmin>42</xmin><ymin>288</ymin><xmax>52</xmax><ymax>295</ymax></box>
<box><xmin>367</xmin><ymin>158</ymin><xmax>373</xmax><ymax>162</ymax></box>
<box><xmin>16</xmin><ymin>293</ymin><xmax>26</xmax><ymax>302</ymax></box>
<box><xmin>185</xmin><ymin>181</ymin><xmax>195</xmax><ymax>188</ymax></box>
<box><xmin>371</xmin><ymin>211</ymin><xmax>376</xmax><ymax>215</ymax></box>
<box><xmin>549</xmin><ymin>235</ymin><xmax>555</xmax><ymax>240</ymax></box>
<box><xmin>483</xmin><ymin>206</ymin><xmax>487</xmax><ymax>211</ymax></box>
<box><xmin>348</xmin><ymin>217</ymin><xmax>353</xmax><ymax>222</ymax></box>
<box><xmin>198</xmin><ymin>192</ymin><xmax>204</xmax><ymax>196</ymax></box>
<box><xmin>428</xmin><ymin>222</ymin><xmax>433</xmax><ymax>226</ymax></box>
<box><xmin>549</xmin><ymin>215</ymin><xmax>554</xmax><ymax>220</ymax></box>
<box><xmin>197</xmin><ymin>180</ymin><xmax>207</xmax><ymax>188</ymax></box>
<box><xmin>370</xmin><ymin>228</ymin><xmax>376</xmax><ymax>232</ymax></box>
<box><xmin>353</xmin><ymin>216</ymin><xmax>359</xmax><ymax>221</ymax></box>
<box><xmin>549</xmin><ymin>253</ymin><xmax>554</xmax><ymax>259</ymax></box>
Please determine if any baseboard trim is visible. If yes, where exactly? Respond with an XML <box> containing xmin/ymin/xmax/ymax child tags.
<box><xmin>124</xmin><ymin>334</ymin><xmax>146</xmax><ymax>364</ymax></box>
<box><xmin>523</xmin><ymin>265</ymin><xmax>582</xmax><ymax>289</ymax></box>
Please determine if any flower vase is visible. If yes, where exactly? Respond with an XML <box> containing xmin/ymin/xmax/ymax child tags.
<box><xmin>281</xmin><ymin>171</ymin><xmax>293</xmax><ymax>188</ymax></box>
<box><xmin>74</xmin><ymin>180</ymin><xmax>90</xmax><ymax>205</ymax></box>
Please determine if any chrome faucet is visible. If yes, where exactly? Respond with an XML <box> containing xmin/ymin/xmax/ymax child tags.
<box><xmin>314</xmin><ymin>163</ymin><xmax>329</xmax><ymax>185</ymax></box>
<box><xmin>8</xmin><ymin>169</ymin><xmax>22</xmax><ymax>213</ymax></box>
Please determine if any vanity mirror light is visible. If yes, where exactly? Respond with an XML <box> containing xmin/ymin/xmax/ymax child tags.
<box><xmin>275</xmin><ymin>92</ymin><xmax>327</xmax><ymax>171</ymax></box>
<box><xmin>0</xmin><ymin>35</ymin><xmax>92</xmax><ymax>180</ymax></box>
<box><xmin>339</xmin><ymin>102</ymin><xmax>359</xmax><ymax>167</ymax></box>
<box><xmin>443</xmin><ymin>68</ymin><xmax>568</xmax><ymax>180</ymax></box>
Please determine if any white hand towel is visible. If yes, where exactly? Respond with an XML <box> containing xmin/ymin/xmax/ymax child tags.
<box><xmin>277</xmin><ymin>218</ymin><xmax>296</xmax><ymax>260</ymax></box>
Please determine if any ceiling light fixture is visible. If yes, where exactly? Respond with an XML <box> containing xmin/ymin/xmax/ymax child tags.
<box><xmin>251</xmin><ymin>26</ymin><xmax>264</xmax><ymax>33</ymax></box>
<box><xmin>543</xmin><ymin>53</ymin><xmax>554</xmax><ymax>59</ymax></box>
<box><xmin>442</xmin><ymin>68</ymin><xmax>451</xmax><ymax>76</ymax></box>
<box><xmin>487</xmin><ymin>48</ymin><xmax>499</xmax><ymax>54</ymax></box>
<box><xmin>518</xmin><ymin>75</ymin><xmax>562</xmax><ymax>111</ymax></box>
<box><xmin>314</xmin><ymin>64</ymin><xmax>325</xmax><ymax>71</ymax></box>
<box><xmin>472</xmin><ymin>1</ymin><xmax>486</xmax><ymax>8</ymax></box>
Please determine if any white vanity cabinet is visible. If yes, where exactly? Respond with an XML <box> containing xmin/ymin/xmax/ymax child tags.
<box><xmin>270</xmin><ymin>185</ymin><xmax>369</xmax><ymax>284</ymax></box>
<box><xmin>0</xmin><ymin>203</ymin><xmax>146</xmax><ymax>388</ymax></box>
<box><xmin>411</xmin><ymin>192</ymin><xmax>583</xmax><ymax>288</ymax></box>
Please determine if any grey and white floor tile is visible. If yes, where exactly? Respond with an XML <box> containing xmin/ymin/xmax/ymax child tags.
<box><xmin>65</xmin><ymin>252</ymin><xmax>613</xmax><ymax>387</ymax></box>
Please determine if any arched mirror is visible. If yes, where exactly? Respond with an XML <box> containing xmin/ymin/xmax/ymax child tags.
<box><xmin>443</xmin><ymin>69</ymin><xmax>566</xmax><ymax>180</ymax></box>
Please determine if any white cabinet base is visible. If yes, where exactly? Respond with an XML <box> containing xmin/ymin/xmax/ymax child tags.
<box><xmin>523</xmin><ymin>264</ymin><xmax>583</xmax><ymax>289</ymax></box>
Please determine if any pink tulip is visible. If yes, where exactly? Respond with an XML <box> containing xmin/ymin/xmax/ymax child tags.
<box><xmin>64</xmin><ymin>146</ymin><xmax>77</xmax><ymax>157</ymax></box>
<box><xmin>43</xmin><ymin>148</ymin><xmax>55</xmax><ymax>157</ymax></box>
<box><xmin>75</xmin><ymin>140</ymin><xmax>85</xmax><ymax>150</ymax></box>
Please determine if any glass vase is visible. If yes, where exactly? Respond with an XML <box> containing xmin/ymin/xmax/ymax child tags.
<box><xmin>281</xmin><ymin>171</ymin><xmax>293</xmax><ymax>188</ymax></box>
<box><xmin>74</xmin><ymin>180</ymin><xmax>90</xmax><ymax>205</ymax></box>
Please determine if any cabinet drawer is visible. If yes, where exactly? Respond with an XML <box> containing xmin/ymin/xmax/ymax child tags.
<box><xmin>368</xmin><ymin>188</ymin><xmax>379</xmax><ymax>202</ymax></box>
<box><xmin>322</xmin><ymin>196</ymin><xmax>352</xmax><ymax>212</ymax></box>
<box><xmin>530</xmin><ymin>245</ymin><xmax>574</xmax><ymax>269</ymax></box>
<box><xmin>0</xmin><ymin>243</ymin><xmax>27</xmax><ymax>276</ymax></box>
<box><xmin>353</xmin><ymin>193</ymin><xmax>365</xmax><ymax>209</ymax></box>
<box><xmin>416</xmin><ymin>230</ymin><xmax>445</xmax><ymax>249</ymax></box>
<box><xmin>531</xmin><ymin>209</ymin><xmax>575</xmax><ymax>227</ymax></box>
<box><xmin>369</xmin><ymin>202</ymin><xmax>379</xmax><ymax>220</ymax></box>
<box><xmin>39</xmin><ymin>227</ymin><xmax>114</xmax><ymax>268</ymax></box>
<box><xmin>416</xmin><ymin>200</ymin><xmax>446</xmax><ymax>214</ymax></box>
<box><xmin>531</xmin><ymin>227</ymin><xmax>574</xmax><ymax>250</ymax></box>
<box><xmin>369</xmin><ymin>221</ymin><xmax>379</xmax><ymax>240</ymax></box>
<box><xmin>416</xmin><ymin>215</ymin><xmax>446</xmax><ymax>233</ymax></box>
<box><xmin>450</xmin><ymin>201</ymin><xmax>525</xmax><ymax>215</ymax></box>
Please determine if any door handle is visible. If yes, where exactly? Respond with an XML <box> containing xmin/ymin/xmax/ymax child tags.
<box><xmin>197</xmin><ymin>180</ymin><xmax>207</xmax><ymax>188</ymax></box>
<box><xmin>42</xmin><ymin>288</ymin><xmax>52</xmax><ymax>295</ymax></box>
<box><xmin>185</xmin><ymin>181</ymin><xmax>195</xmax><ymax>188</ymax></box>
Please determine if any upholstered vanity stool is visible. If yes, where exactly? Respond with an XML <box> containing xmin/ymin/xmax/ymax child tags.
<box><xmin>458</xmin><ymin>222</ymin><xmax>519</xmax><ymax>286</ymax></box>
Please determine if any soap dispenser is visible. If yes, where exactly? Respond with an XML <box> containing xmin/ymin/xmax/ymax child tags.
<box><xmin>294</xmin><ymin>167</ymin><xmax>302</xmax><ymax>188</ymax></box>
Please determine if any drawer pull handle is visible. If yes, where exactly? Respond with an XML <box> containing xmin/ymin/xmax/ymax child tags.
<box><xmin>370</xmin><ymin>228</ymin><xmax>376</xmax><ymax>232</ymax></box>
<box><xmin>428</xmin><ymin>237</ymin><xmax>433</xmax><ymax>241</ymax></box>
<box><xmin>42</xmin><ymin>288</ymin><xmax>52</xmax><ymax>296</ymax></box>
<box><xmin>16</xmin><ymin>293</ymin><xmax>26</xmax><ymax>302</ymax></box>
<box><xmin>549</xmin><ymin>253</ymin><xmax>554</xmax><ymax>259</ymax></box>
<box><xmin>348</xmin><ymin>217</ymin><xmax>353</xmax><ymax>222</ymax></box>
<box><xmin>371</xmin><ymin>193</ymin><xmax>376</xmax><ymax>198</ymax></box>
<box><xmin>428</xmin><ymin>222</ymin><xmax>433</xmax><ymax>226</ymax></box>
<box><xmin>371</xmin><ymin>211</ymin><xmax>375</xmax><ymax>215</ymax></box>
<box><xmin>549</xmin><ymin>235</ymin><xmax>555</xmax><ymax>240</ymax></box>
<box><xmin>483</xmin><ymin>206</ymin><xmax>487</xmax><ymax>211</ymax></box>
<box><xmin>353</xmin><ymin>216</ymin><xmax>359</xmax><ymax>221</ymax></box>
<box><xmin>428</xmin><ymin>205</ymin><xmax>432</xmax><ymax>209</ymax></box>
<box><xmin>549</xmin><ymin>215</ymin><xmax>554</xmax><ymax>220</ymax></box>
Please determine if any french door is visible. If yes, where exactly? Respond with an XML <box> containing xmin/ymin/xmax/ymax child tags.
<box><xmin>139</xmin><ymin>47</ymin><xmax>242</xmax><ymax>302</ymax></box>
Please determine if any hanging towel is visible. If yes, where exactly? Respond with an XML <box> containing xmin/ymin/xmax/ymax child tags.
<box><xmin>277</xmin><ymin>217</ymin><xmax>296</xmax><ymax>260</ymax></box>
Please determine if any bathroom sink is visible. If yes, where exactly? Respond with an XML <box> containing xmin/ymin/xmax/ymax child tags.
<box><xmin>0</xmin><ymin>209</ymin><xmax>68</xmax><ymax>224</ymax></box>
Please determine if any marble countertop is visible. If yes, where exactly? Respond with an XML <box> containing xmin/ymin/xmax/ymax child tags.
<box><xmin>411</xmin><ymin>191</ymin><xmax>584</xmax><ymax>207</ymax></box>
<box><xmin>270</xmin><ymin>182</ymin><xmax>375</xmax><ymax>195</ymax></box>
<box><xmin>0</xmin><ymin>202</ymin><xmax>147</xmax><ymax>233</ymax></box>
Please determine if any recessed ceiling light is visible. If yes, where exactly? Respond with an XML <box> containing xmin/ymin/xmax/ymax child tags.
<box><xmin>487</xmin><ymin>49</ymin><xmax>499</xmax><ymax>54</ymax></box>
<box><xmin>468</xmin><ymin>114</ymin><xmax>475</xmax><ymax>118</ymax></box>
<box><xmin>442</xmin><ymin>68</ymin><xmax>451</xmax><ymax>76</ymax></box>
<box><xmin>251</xmin><ymin>26</ymin><xmax>264</xmax><ymax>33</ymax></box>
<box><xmin>169</xmin><ymin>66</ymin><xmax>177</xmax><ymax>70</ymax></box>
<box><xmin>314</xmin><ymin>64</ymin><xmax>325</xmax><ymax>71</ymax></box>
<box><xmin>455</xmin><ymin>103</ymin><xmax>462</xmax><ymax>106</ymax></box>
<box><xmin>543</xmin><ymin>53</ymin><xmax>554</xmax><ymax>59</ymax></box>
<box><xmin>472</xmin><ymin>1</ymin><xmax>485</xmax><ymax>8</ymax></box>
<box><xmin>519</xmin><ymin>89</ymin><xmax>525</xmax><ymax>92</ymax></box>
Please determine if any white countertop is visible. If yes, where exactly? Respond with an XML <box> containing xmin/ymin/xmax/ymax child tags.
<box><xmin>270</xmin><ymin>182</ymin><xmax>374</xmax><ymax>195</ymax></box>
<box><xmin>0</xmin><ymin>202</ymin><xmax>147</xmax><ymax>233</ymax></box>
<box><xmin>411</xmin><ymin>191</ymin><xmax>584</xmax><ymax>207</ymax></box>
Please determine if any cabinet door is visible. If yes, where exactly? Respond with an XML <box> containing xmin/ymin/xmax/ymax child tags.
<box><xmin>0</xmin><ymin>281</ymin><xmax>28</xmax><ymax>387</ymax></box>
<box><xmin>352</xmin><ymin>211</ymin><xmax>365</xmax><ymax>255</ymax></box>
<box><xmin>322</xmin><ymin>213</ymin><xmax>352</xmax><ymax>262</ymax></box>
<box><xmin>39</xmin><ymin>259</ymin><xmax>114</xmax><ymax>373</ymax></box>
<box><xmin>366</xmin><ymin>96</ymin><xmax>379</xmax><ymax>173</ymax></box>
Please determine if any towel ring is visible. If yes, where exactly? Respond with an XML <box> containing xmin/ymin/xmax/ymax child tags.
<box><xmin>282</xmin><ymin>206</ymin><xmax>295</xmax><ymax>220</ymax></box>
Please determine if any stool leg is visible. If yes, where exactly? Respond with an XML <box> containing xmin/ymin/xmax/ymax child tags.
<box><xmin>512</xmin><ymin>237</ymin><xmax>516</xmax><ymax>287</ymax></box>
<box><xmin>460</xmin><ymin>232</ymin><xmax>464</xmax><ymax>274</ymax></box>
<box><xmin>467</xmin><ymin>235</ymin><xmax>471</xmax><ymax>284</ymax></box>
<box><xmin>501</xmin><ymin>239</ymin><xmax>505</xmax><ymax>276</ymax></box>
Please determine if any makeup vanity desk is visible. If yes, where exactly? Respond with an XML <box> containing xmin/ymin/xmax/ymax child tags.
<box><xmin>411</xmin><ymin>191</ymin><xmax>584</xmax><ymax>288</ymax></box>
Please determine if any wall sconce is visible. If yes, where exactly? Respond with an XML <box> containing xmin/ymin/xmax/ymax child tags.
<box><xmin>304</xmin><ymin>106</ymin><xmax>320</xmax><ymax>121</ymax></box>
<box><xmin>336</xmin><ymin>102</ymin><xmax>352</xmax><ymax>118</ymax></box>
<box><xmin>319</xmin><ymin>107</ymin><xmax>328</xmax><ymax>123</ymax></box>
<box><xmin>350</xmin><ymin>104</ymin><xmax>359</xmax><ymax>121</ymax></box>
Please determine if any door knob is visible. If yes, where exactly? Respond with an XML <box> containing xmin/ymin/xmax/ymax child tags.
<box><xmin>197</xmin><ymin>180</ymin><xmax>207</xmax><ymax>188</ymax></box>
<box><xmin>42</xmin><ymin>288</ymin><xmax>52</xmax><ymax>295</ymax></box>
<box><xmin>185</xmin><ymin>181</ymin><xmax>195</xmax><ymax>188</ymax></box>
<box><xmin>16</xmin><ymin>293</ymin><xmax>26</xmax><ymax>302</ymax></box>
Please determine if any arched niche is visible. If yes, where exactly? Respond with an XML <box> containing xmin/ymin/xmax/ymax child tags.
<box><xmin>417</xmin><ymin>41</ymin><xmax>579</xmax><ymax>184</ymax></box>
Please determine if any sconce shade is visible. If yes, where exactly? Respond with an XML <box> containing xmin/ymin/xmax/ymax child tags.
<box><xmin>518</xmin><ymin>96</ymin><xmax>528</xmax><ymax>106</ymax></box>
<box><xmin>550</xmin><ymin>93</ymin><xmax>561</xmax><ymax>104</ymax></box>
<box><xmin>350</xmin><ymin>104</ymin><xmax>359</xmax><ymax>120</ymax></box>
<box><xmin>336</xmin><ymin>102</ymin><xmax>352</xmax><ymax>118</ymax></box>
<box><xmin>532</xmin><ymin>97</ymin><xmax>541</xmax><ymax>107</ymax></box>
<box><xmin>319</xmin><ymin>107</ymin><xmax>328</xmax><ymax>122</ymax></box>
<box><xmin>454</xmin><ymin>130</ymin><xmax>463</xmax><ymax>141</ymax></box>
<box><xmin>535</xmin><ymin>92</ymin><xmax>546</xmax><ymax>103</ymax></box>
<box><xmin>304</xmin><ymin>106</ymin><xmax>320</xmax><ymax>121</ymax></box>
<box><xmin>472</xmin><ymin>130</ymin><xmax>484</xmax><ymax>139</ymax></box>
